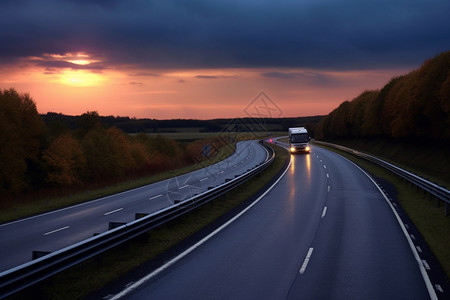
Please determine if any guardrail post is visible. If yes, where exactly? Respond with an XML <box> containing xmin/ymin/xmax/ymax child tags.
<box><xmin>135</xmin><ymin>213</ymin><xmax>149</xmax><ymax>220</ymax></box>
<box><xmin>32</xmin><ymin>250</ymin><xmax>51</xmax><ymax>259</ymax></box>
<box><xmin>109</xmin><ymin>222</ymin><xmax>126</xmax><ymax>230</ymax></box>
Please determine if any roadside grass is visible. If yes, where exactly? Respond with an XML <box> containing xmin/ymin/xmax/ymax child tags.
<box><xmin>15</xmin><ymin>144</ymin><xmax>289</xmax><ymax>300</ymax></box>
<box><xmin>325</xmin><ymin>138</ymin><xmax>450</xmax><ymax>189</ymax></box>
<box><xmin>0</xmin><ymin>142</ymin><xmax>237</xmax><ymax>224</ymax></box>
<box><xmin>313</xmin><ymin>142</ymin><xmax>450</xmax><ymax>279</ymax></box>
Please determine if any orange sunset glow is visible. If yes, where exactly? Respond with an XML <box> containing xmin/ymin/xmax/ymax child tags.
<box><xmin>0</xmin><ymin>52</ymin><xmax>408</xmax><ymax>119</ymax></box>
<box><xmin>1</xmin><ymin>0</ymin><xmax>448</xmax><ymax>119</ymax></box>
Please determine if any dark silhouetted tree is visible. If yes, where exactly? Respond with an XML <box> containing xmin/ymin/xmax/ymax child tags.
<box><xmin>0</xmin><ymin>88</ymin><xmax>44</xmax><ymax>195</ymax></box>
<box><xmin>76</xmin><ymin>111</ymin><xmax>101</xmax><ymax>139</ymax></box>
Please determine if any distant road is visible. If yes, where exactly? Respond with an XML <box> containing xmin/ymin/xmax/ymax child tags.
<box><xmin>108</xmin><ymin>142</ymin><xmax>434</xmax><ymax>299</ymax></box>
<box><xmin>0</xmin><ymin>140</ymin><xmax>268</xmax><ymax>272</ymax></box>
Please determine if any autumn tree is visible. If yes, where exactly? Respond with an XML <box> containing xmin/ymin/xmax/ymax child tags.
<box><xmin>0</xmin><ymin>88</ymin><xmax>44</xmax><ymax>195</ymax></box>
<box><xmin>106</xmin><ymin>127</ymin><xmax>137</xmax><ymax>173</ymax></box>
<box><xmin>76</xmin><ymin>111</ymin><xmax>101</xmax><ymax>139</ymax></box>
<box><xmin>129</xmin><ymin>139</ymin><xmax>151</xmax><ymax>169</ymax></box>
<box><xmin>81</xmin><ymin>127</ymin><xmax>114</xmax><ymax>180</ymax></box>
<box><xmin>438</xmin><ymin>70</ymin><xmax>450</xmax><ymax>139</ymax></box>
<box><xmin>43</xmin><ymin>134</ymin><xmax>86</xmax><ymax>186</ymax></box>
<box><xmin>316</xmin><ymin>51</ymin><xmax>450</xmax><ymax>142</ymax></box>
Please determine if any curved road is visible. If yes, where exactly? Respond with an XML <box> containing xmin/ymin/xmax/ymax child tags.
<box><xmin>109</xmin><ymin>143</ymin><xmax>435</xmax><ymax>299</ymax></box>
<box><xmin>0</xmin><ymin>140</ymin><xmax>268</xmax><ymax>272</ymax></box>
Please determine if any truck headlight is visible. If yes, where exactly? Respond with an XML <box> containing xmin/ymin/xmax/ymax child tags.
<box><xmin>305</xmin><ymin>146</ymin><xmax>310</xmax><ymax>152</ymax></box>
<box><xmin>290</xmin><ymin>147</ymin><xmax>296</xmax><ymax>153</ymax></box>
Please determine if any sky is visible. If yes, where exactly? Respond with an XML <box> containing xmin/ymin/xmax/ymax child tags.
<box><xmin>1</xmin><ymin>0</ymin><xmax>449</xmax><ymax>119</ymax></box>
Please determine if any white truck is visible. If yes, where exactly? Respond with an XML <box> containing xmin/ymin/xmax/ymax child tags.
<box><xmin>288</xmin><ymin>127</ymin><xmax>310</xmax><ymax>153</ymax></box>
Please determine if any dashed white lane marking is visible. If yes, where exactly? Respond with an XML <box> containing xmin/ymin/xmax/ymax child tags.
<box><xmin>321</xmin><ymin>207</ymin><xmax>327</xmax><ymax>218</ymax></box>
<box><xmin>200</xmin><ymin>177</ymin><xmax>208</xmax><ymax>182</ymax></box>
<box><xmin>327</xmin><ymin>186</ymin><xmax>331</xmax><ymax>192</ymax></box>
<box><xmin>104</xmin><ymin>208</ymin><xmax>124</xmax><ymax>216</ymax></box>
<box><xmin>108</xmin><ymin>156</ymin><xmax>293</xmax><ymax>300</ymax></box>
<box><xmin>299</xmin><ymin>247</ymin><xmax>314</xmax><ymax>274</ymax></box>
<box><xmin>44</xmin><ymin>226</ymin><xmax>70</xmax><ymax>235</ymax></box>
<box><xmin>178</xmin><ymin>185</ymin><xmax>189</xmax><ymax>190</ymax></box>
<box><xmin>323</xmin><ymin>165</ymin><xmax>327</xmax><ymax>169</ymax></box>
<box><xmin>326</xmin><ymin>173</ymin><xmax>329</xmax><ymax>178</ymax></box>
<box><xmin>422</xmin><ymin>259</ymin><xmax>431</xmax><ymax>270</ymax></box>
<box><xmin>149</xmin><ymin>194</ymin><xmax>163</xmax><ymax>200</ymax></box>
<box><xmin>435</xmin><ymin>284</ymin><xmax>443</xmax><ymax>293</ymax></box>
<box><xmin>217</xmin><ymin>171</ymin><xmax>224</xmax><ymax>175</ymax></box>
<box><xmin>416</xmin><ymin>246</ymin><xmax>422</xmax><ymax>253</ymax></box>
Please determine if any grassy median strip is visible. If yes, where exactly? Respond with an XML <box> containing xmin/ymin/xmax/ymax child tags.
<box><xmin>313</xmin><ymin>142</ymin><xmax>450</xmax><ymax>279</ymax></box>
<box><xmin>15</xmin><ymin>143</ymin><xmax>289</xmax><ymax>300</ymax></box>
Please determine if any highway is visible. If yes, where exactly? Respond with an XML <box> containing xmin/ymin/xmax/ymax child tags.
<box><xmin>0</xmin><ymin>140</ymin><xmax>268</xmax><ymax>272</ymax></box>
<box><xmin>108</xmin><ymin>143</ymin><xmax>435</xmax><ymax>299</ymax></box>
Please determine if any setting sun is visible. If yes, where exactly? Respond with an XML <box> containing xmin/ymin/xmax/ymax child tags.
<box><xmin>59</xmin><ymin>70</ymin><xmax>105</xmax><ymax>87</ymax></box>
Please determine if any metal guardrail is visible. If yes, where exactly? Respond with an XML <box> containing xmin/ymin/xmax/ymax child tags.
<box><xmin>0</xmin><ymin>140</ymin><xmax>275</xmax><ymax>298</ymax></box>
<box><xmin>314</xmin><ymin>141</ymin><xmax>450</xmax><ymax>216</ymax></box>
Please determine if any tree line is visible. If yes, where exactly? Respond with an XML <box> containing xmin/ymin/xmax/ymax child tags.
<box><xmin>0</xmin><ymin>89</ymin><xmax>224</xmax><ymax>200</ymax></box>
<box><xmin>41</xmin><ymin>112</ymin><xmax>324</xmax><ymax>134</ymax></box>
<box><xmin>315</xmin><ymin>51</ymin><xmax>450</xmax><ymax>142</ymax></box>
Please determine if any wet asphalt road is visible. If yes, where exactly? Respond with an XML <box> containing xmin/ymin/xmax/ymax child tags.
<box><xmin>0</xmin><ymin>141</ymin><xmax>268</xmax><ymax>272</ymax></box>
<box><xmin>114</xmin><ymin>144</ymin><xmax>433</xmax><ymax>299</ymax></box>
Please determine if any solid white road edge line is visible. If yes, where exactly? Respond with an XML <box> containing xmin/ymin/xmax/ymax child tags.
<box><xmin>109</xmin><ymin>152</ymin><xmax>292</xmax><ymax>300</ymax></box>
<box><xmin>344</xmin><ymin>158</ymin><xmax>438</xmax><ymax>300</ymax></box>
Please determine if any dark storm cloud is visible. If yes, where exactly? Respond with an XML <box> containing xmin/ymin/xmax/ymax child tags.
<box><xmin>35</xmin><ymin>60</ymin><xmax>106</xmax><ymax>70</ymax></box>
<box><xmin>1</xmin><ymin>0</ymin><xmax>449</xmax><ymax>70</ymax></box>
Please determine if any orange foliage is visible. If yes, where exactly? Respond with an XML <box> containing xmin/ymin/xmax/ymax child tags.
<box><xmin>0</xmin><ymin>89</ymin><xmax>44</xmax><ymax>194</ymax></box>
<box><xmin>43</xmin><ymin>134</ymin><xmax>86</xmax><ymax>186</ymax></box>
<box><xmin>0</xmin><ymin>90</ymin><xmax>231</xmax><ymax>199</ymax></box>
<box><xmin>316</xmin><ymin>51</ymin><xmax>450</xmax><ymax>141</ymax></box>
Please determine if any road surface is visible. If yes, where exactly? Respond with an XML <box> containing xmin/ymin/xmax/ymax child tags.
<box><xmin>109</xmin><ymin>144</ymin><xmax>435</xmax><ymax>299</ymax></box>
<box><xmin>0</xmin><ymin>140</ymin><xmax>268</xmax><ymax>272</ymax></box>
